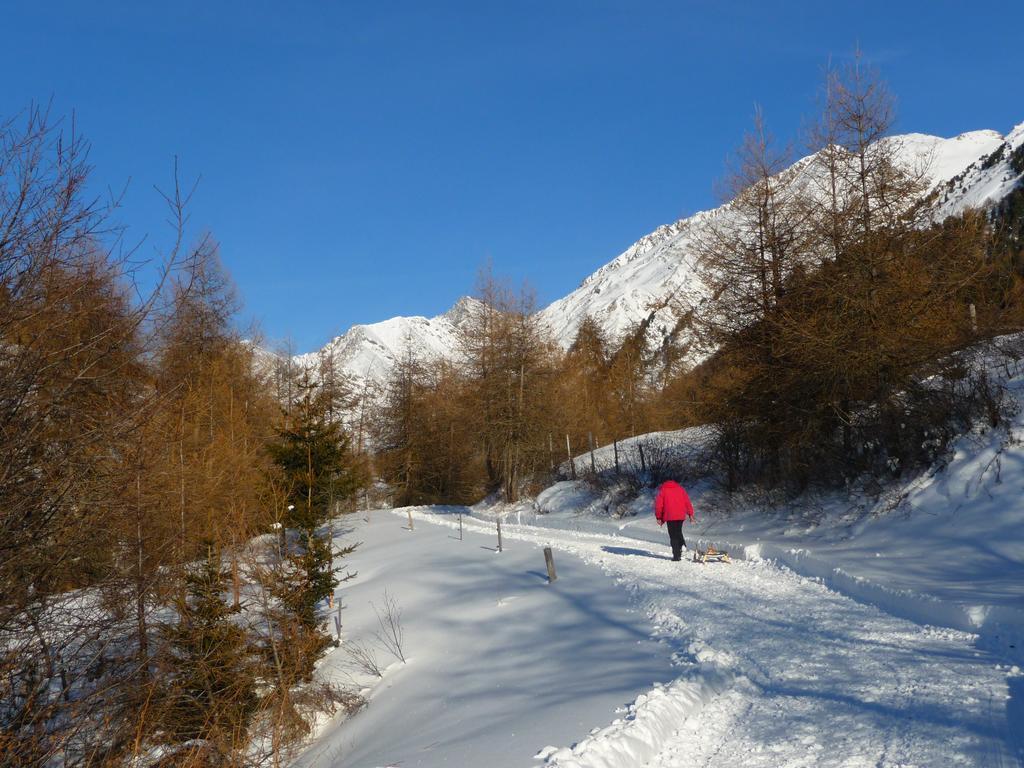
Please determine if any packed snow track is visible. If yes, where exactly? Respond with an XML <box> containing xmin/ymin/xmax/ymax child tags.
<box><xmin>304</xmin><ymin>508</ymin><xmax>1021</xmax><ymax>767</ymax></box>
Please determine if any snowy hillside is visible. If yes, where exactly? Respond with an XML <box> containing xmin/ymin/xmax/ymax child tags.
<box><xmin>301</xmin><ymin>122</ymin><xmax>1024</xmax><ymax>387</ymax></box>
<box><xmin>934</xmin><ymin>122</ymin><xmax>1024</xmax><ymax>219</ymax></box>
<box><xmin>293</xmin><ymin>296</ymin><xmax>480</xmax><ymax>386</ymax></box>
<box><xmin>538</xmin><ymin>123</ymin><xmax>1023</xmax><ymax>349</ymax></box>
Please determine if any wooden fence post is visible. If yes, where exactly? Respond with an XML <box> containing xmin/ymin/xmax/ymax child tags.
<box><xmin>588</xmin><ymin>432</ymin><xmax>596</xmax><ymax>474</ymax></box>
<box><xmin>407</xmin><ymin>509</ymin><xmax>414</xmax><ymax>530</ymax></box>
<box><xmin>638</xmin><ymin>443</ymin><xmax>646</xmax><ymax>474</ymax></box>
<box><xmin>459</xmin><ymin>511</ymin><xmax>463</xmax><ymax>540</ymax></box>
<box><xmin>496</xmin><ymin>516</ymin><xmax>503</xmax><ymax>553</ymax></box>
<box><xmin>566</xmin><ymin>434</ymin><xmax>576</xmax><ymax>480</ymax></box>
<box><xmin>613</xmin><ymin>440</ymin><xmax>620</xmax><ymax>475</ymax></box>
<box><xmin>544</xmin><ymin>547</ymin><xmax>557</xmax><ymax>583</ymax></box>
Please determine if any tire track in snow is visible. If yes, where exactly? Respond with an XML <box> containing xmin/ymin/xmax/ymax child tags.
<box><xmin>404</xmin><ymin>508</ymin><xmax>1018</xmax><ymax>767</ymax></box>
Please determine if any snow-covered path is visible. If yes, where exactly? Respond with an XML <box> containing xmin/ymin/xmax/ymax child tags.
<box><xmin>301</xmin><ymin>507</ymin><xmax>1020</xmax><ymax>767</ymax></box>
<box><xmin>415</xmin><ymin>508</ymin><xmax>1020</xmax><ymax>768</ymax></box>
<box><xmin>297</xmin><ymin>511</ymin><xmax>676</xmax><ymax>768</ymax></box>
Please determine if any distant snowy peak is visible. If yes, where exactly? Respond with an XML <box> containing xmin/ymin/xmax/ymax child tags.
<box><xmin>295</xmin><ymin>297</ymin><xmax>482</xmax><ymax>386</ymax></box>
<box><xmin>440</xmin><ymin>295</ymin><xmax>485</xmax><ymax>328</ymax></box>
<box><xmin>539</xmin><ymin>122</ymin><xmax>1024</xmax><ymax>349</ymax></box>
<box><xmin>303</xmin><ymin>121</ymin><xmax>1023</xmax><ymax>387</ymax></box>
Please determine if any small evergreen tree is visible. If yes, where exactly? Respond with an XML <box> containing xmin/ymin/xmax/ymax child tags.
<box><xmin>268</xmin><ymin>372</ymin><xmax>362</xmax><ymax>531</ymax></box>
<box><xmin>275</xmin><ymin>533</ymin><xmax>349</xmax><ymax>633</ymax></box>
<box><xmin>265</xmin><ymin>371</ymin><xmax>360</xmax><ymax>675</ymax></box>
<box><xmin>157</xmin><ymin>548</ymin><xmax>258</xmax><ymax>763</ymax></box>
<box><xmin>259</xmin><ymin>546</ymin><xmax>335</xmax><ymax>682</ymax></box>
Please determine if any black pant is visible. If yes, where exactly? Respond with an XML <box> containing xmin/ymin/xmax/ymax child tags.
<box><xmin>666</xmin><ymin>520</ymin><xmax>687</xmax><ymax>560</ymax></box>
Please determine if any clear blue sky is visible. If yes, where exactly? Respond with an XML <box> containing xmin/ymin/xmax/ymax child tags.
<box><xmin>2</xmin><ymin>1</ymin><xmax>1021</xmax><ymax>351</ymax></box>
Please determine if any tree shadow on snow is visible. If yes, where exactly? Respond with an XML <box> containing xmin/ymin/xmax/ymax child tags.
<box><xmin>601</xmin><ymin>545</ymin><xmax>673</xmax><ymax>561</ymax></box>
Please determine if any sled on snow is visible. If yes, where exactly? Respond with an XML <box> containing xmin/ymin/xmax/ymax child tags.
<box><xmin>693</xmin><ymin>545</ymin><xmax>731</xmax><ymax>564</ymax></box>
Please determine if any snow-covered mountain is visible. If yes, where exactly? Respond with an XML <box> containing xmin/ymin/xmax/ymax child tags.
<box><xmin>293</xmin><ymin>297</ymin><xmax>481</xmax><ymax>386</ymax></box>
<box><xmin>539</xmin><ymin>124</ymin><xmax>1024</xmax><ymax>349</ymax></box>
<box><xmin>301</xmin><ymin>122</ymin><xmax>1024</xmax><ymax>386</ymax></box>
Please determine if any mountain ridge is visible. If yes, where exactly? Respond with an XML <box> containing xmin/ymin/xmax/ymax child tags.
<box><xmin>297</xmin><ymin>121</ymin><xmax>1024</xmax><ymax>388</ymax></box>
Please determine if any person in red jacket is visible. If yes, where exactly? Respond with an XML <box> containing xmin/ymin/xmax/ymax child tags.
<box><xmin>654</xmin><ymin>480</ymin><xmax>695</xmax><ymax>561</ymax></box>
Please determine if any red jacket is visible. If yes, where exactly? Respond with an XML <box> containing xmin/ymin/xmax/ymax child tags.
<box><xmin>655</xmin><ymin>481</ymin><xmax>694</xmax><ymax>523</ymax></box>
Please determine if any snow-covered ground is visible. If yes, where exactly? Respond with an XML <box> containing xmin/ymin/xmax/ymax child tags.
<box><xmin>297</xmin><ymin>505</ymin><xmax>1021</xmax><ymax>767</ymax></box>
<box><xmin>526</xmin><ymin>341</ymin><xmax>1024</xmax><ymax>670</ymax></box>
<box><xmin>298</xmin><ymin>489</ymin><xmax>1022</xmax><ymax>766</ymax></box>
<box><xmin>517</xmin><ymin>371</ymin><xmax>1024</xmax><ymax>670</ymax></box>
<box><xmin>297</xmin><ymin>347</ymin><xmax>1024</xmax><ymax>766</ymax></box>
<box><xmin>296</xmin><ymin>512</ymin><xmax>676</xmax><ymax>767</ymax></box>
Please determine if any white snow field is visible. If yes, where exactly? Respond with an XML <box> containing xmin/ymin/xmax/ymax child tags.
<box><xmin>297</xmin><ymin>502</ymin><xmax>1021</xmax><ymax>767</ymax></box>
<box><xmin>294</xmin><ymin>512</ymin><xmax>676</xmax><ymax>768</ymax></box>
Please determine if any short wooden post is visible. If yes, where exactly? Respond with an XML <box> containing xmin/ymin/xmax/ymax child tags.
<box><xmin>458</xmin><ymin>511</ymin><xmax>463</xmax><ymax>540</ymax></box>
<box><xmin>548</xmin><ymin>433</ymin><xmax>554</xmax><ymax>470</ymax></box>
<box><xmin>638</xmin><ymin>443</ymin><xmax>646</xmax><ymax>473</ymax></box>
<box><xmin>969</xmin><ymin>303</ymin><xmax>978</xmax><ymax>334</ymax></box>
<box><xmin>544</xmin><ymin>547</ymin><xmax>557</xmax><ymax>583</ymax></box>
<box><xmin>496</xmin><ymin>516</ymin><xmax>503</xmax><ymax>552</ymax></box>
<box><xmin>566</xmin><ymin>434</ymin><xmax>576</xmax><ymax>480</ymax></box>
<box><xmin>334</xmin><ymin>602</ymin><xmax>342</xmax><ymax>644</ymax></box>
<box><xmin>613</xmin><ymin>440</ymin><xmax>620</xmax><ymax>475</ymax></box>
<box><xmin>407</xmin><ymin>509</ymin><xmax>414</xmax><ymax>530</ymax></box>
<box><xmin>588</xmin><ymin>432</ymin><xmax>596</xmax><ymax>473</ymax></box>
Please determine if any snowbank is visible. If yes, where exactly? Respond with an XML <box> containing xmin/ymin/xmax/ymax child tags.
<box><xmin>536</xmin><ymin>669</ymin><xmax>732</xmax><ymax>768</ymax></box>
